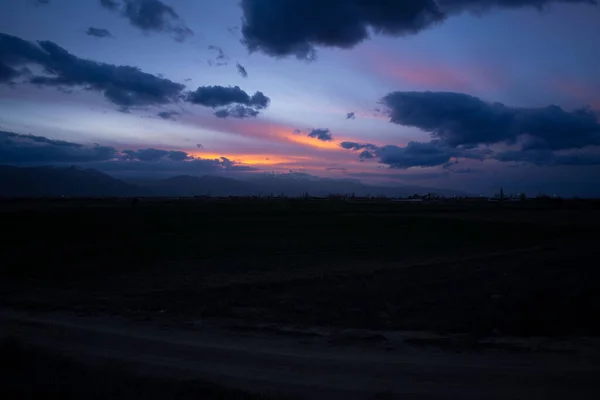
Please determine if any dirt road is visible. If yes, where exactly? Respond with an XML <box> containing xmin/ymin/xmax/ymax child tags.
<box><xmin>1</xmin><ymin>309</ymin><xmax>599</xmax><ymax>399</ymax></box>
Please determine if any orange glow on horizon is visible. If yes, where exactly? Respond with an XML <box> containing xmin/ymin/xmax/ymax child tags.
<box><xmin>190</xmin><ymin>151</ymin><xmax>311</xmax><ymax>166</ymax></box>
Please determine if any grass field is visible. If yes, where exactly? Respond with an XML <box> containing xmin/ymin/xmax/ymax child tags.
<box><xmin>2</xmin><ymin>198</ymin><xmax>600</xmax><ymax>338</ymax></box>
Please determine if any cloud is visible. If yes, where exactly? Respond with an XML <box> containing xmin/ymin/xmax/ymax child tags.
<box><xmin>208</xmin><ymin>45</ymin><xmax>228</xmax><ymax>66</ymax></box>
<box><xmin>214</xmin><ymin>105</ymin><xmax>259</xmax><ymax>119</ymax></box>
<box><xmin>437</xmin><ymin>0</ymin><xmax>597</xmax><ymax>13</ymax></box>
<box><xmin>381</xmin><ymin>91</ymin><xmax>600</xmax><ymax>150</ymax></box>
<box><xmin>0</xmin><ymin>62</ymin><xmax>19</xmax><ymax>83</ymax></box>
<box><xmin>122</xmin><ymin>148</ymin><xmax>192</xmax><ymax>162</ymax></box>
<box><xmin>494</xmin><ymin>148</ymin><xmax>600</xmax><ymax>166</ymax></box>
<box><xmin>341</xmin><ymin>139</ymin><xmax>487</xmax><ymax>168</ymax></box>
<box><xmin>236</xmin><ymin>63</ymin><xmax>248</xmax><ymax>78</ymax></box>
<box><xmin>346</xmin><ymin>112</ymin><xmax>355</xmax><ymax>120</ymax></box>
<box><xmin>239</xmin><ymin>0</ymin><xmax>596</xmax><ymax>59</ymax></box>
<box><xmin>157</xmin><ymin>110</ymin><xmax>180</xmax><ymax>120</ymax></box>
<box><xmin>307</xmin><ymin>128</ymin><xmax>333</xmax><ymax>142</ymax></box>
<box><xmin>101</xmin><ymin>0</ymin><xmax>193</xmax><ymax>42</ymax></box>
<box><xmin>0</xmin><ymin>131</ymin><xmax>257</xmax><ymax>178</ymax></box>
<box><xmin>342</xmin><ymin>89</ymin><xmax>600</xmax><ymax>169</ymax></box>
<box><xmin>86</xmin><ymin>27</ymin><xmax>113</xmax><ymax>38</ymax></box>
<box><xmin>325</xmin><ymin>167</ymin><xmax>348</xmax><ymax>171</ymax></box>
<box><xmin>0</xmin><ymin>33</ymin><xmax>185</xmax><ymax>109</ymax></box>
<box><xmin>186</xmin><ymin>85</ymin><xmax>270</xmax><ymax>118</ymax></box>
<box><xmin>196</xmin><ymin>143</ymin><xmax>204</xmax><ymax>149</ymax></box>
<box><xmin>100</xmin><ymin>0</ymin><xmax>119</xmax><ymax>10</ymax></box>
<box><xmin>339</xmin><ymin>142</ymin><xmax>378</xmax><ymax>151</ymax></box>
<box><xmin>0</xmin><ymin>130</ymin><xmax>118</xmax><ymax>162</ymax></box>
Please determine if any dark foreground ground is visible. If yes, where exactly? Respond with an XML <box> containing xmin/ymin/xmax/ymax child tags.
<box><xmin>2</xmin><ymin>198</ymin><xmax>600</xmax><ymax>338</ymax></box>
<box><xmin>2</xmin><ymin>198</ymin><xmax>600</xmax><ymax>399</ymax></box>
<box><xmin>0</xmin><ymin>336</ymin><xmax>279</xmax><ymax>400</ymax></box>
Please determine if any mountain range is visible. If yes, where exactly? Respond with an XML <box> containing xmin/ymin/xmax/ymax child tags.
<box><xmin>0</xmin><ymin>165</ymin><xmax>465</xmax><ymax>198</ymax></box>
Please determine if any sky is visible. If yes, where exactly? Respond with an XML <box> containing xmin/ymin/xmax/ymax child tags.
<box><xmin>1</xmin><ymin>0</ymin><xmax>599</xmax><ymax>196</ymax></box>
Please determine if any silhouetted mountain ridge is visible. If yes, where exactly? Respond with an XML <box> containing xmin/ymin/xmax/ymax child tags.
<box><xmin>0</xmin><ymin>165</ymin><xmax>467</xmax><ymax>197</ymax></box>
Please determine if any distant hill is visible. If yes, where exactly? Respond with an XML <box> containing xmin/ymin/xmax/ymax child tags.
<box><xmin>0</xmin><ymin>165</ymin><xmax>466</xmax><ymax>198</ymax></box>
<box><xmin>0</xmin><ymin>165</ymin><xmax>145</xmax><ymax>197</ymax></box>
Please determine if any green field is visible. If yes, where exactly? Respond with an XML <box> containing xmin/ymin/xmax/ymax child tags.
<box><xmin>2</xmin><ymin>198</ymin><xmax>600</xmax><ymax>338</ymax></box>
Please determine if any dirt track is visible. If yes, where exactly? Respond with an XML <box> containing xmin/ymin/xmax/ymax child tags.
<box><xmin>2</xmin><ymin>310</ymin><xmax>599</xmax><ymax>400</ymax></box>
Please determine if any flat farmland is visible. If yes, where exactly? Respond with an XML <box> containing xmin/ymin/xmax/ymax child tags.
<box><xmin>2</xmin><ymin>198</ymin><xmax>600</xmax><ymax>338</ymax></box>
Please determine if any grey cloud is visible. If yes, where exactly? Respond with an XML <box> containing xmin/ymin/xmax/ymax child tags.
<box><xmin>240</xmin><ymin>0</ymin><xmax>445</xmax><ymax>60</ymax></box>
<box><xmin>346</xmin><ymin>112</ymin><xmax>356</xmax><ymax>120</ymax></box>
<box><xmin>122</xmin><ymin>148</ymin><xmax>192</xmax><ymax>162</ymax></box>
<box><xmin>101</xmin><ymin>0</ymin><xmax>193</xmax><ymax>42</ymax></box>
<box><xmin>437</xmin><ymin>0</ymin><xmax>597</xmax><ymax>13</ymax></box>
<box><xmin>0</xmin><ymin>131</ymin><xmax>256</xmax><ymax>176</ymax></box>
<box><xmin>100</xmin><ymin>0</ymin><xmax>119</xmax><ymax>10</ymax></box>
<box><xmin>494</xmin><ymin>148</ymin><xmax>600</xmax><ymax>166</ymax></box>
<box><xmin>359</xmin><ymin>150</ymin><xmax>375</xmax><ymax>160</ymax></box>
<box><xmin>0</xmin><ymin>131</ymin><xmax>118</xmax><ymax>162</ymax></box>
<box><xmin>339</xmin><ymin>142</ymin><xmax>378</xmax><ymax>151</ymax></box>
<box><xmin>382</xmin><ymin>91</ymin><xmax>600</xmax><ymax>150</ymax></box>
<box><xmin>240</xmin><ymin>0</ymin><xmax>595</xmax><ymax>59</ymax></box>
<box><xmin>86</xmin><ymin>27</ymin><xmax>113</xmax><ymax>38</ymax></box>
<box><xmin>196</xmin><ymin>143</ymin><xmax>204</xmax><ymax>148</ymax></box>
<box><xmin>208</xmin><ymin>45</ymin><xmax>228</xmax><ymax>66</ymax></box>
<box><xmin>342</xmin><ymin>139</ymin><xmax>487</xmax><ymax>168</ymax></box>
<box><xmin>0</xmin><ymin>33</ymin><xmax>185</xmax><ymax>109</ymax></box>
<box><xmin>307</xmin><ymin>128</ymin><xmax>333</xmax><ymax>142</ymax></box>
<box><xmin>157</xmin><ymin>110</ymin><xmax>180</xmax><ymax>120</ymax></box>
<box><xmin>214</xmin><ymin>105</ymin><xmax>259</xmax><ymax>119</ymax></box>
<box><xmin>325</xmin><ymin>167</ymin><xmax>348</xmax><ymax>171</ymax></box>
<box><xmin>186</xmin><ymin>85</ymin><xmax>270</xmax><ymax>118</ymax></box>
<box><xmin>236</xmin><ymin>63</ymin><xmax>248</xmax><ymax>78</ymax></box>
<box><xmin>0</xmin><ymin>62</ymin><xmax>19</xmax><ymax>83</ymax></box>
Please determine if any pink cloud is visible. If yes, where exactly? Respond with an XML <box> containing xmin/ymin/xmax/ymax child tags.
<box><xmin>357</xmin><ymin>46</ymin><xmax>502</xmax><ymax>93</ymax></box>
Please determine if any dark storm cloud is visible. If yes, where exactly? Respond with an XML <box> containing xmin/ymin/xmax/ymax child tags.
<box><xmin>157</xmin><ymin>110</ymin><xmax>180</xmax><ymax>120</ymax></box>
<box><xmin>346</xmin><ymin>112</ymin><xmax>356</xmax><ymax>120</ymax></box>
<box><xmin>86</xmin><ymin>27</ymin><xmax>113</xmax><ymax>38</ymax></box>
<box><xmin>0</xmin><ymin>131</ymin><xmax>118</xmax><ymax>162</ymax></box>
<box><xmin>307</xmin><ymin>129</ymin><xmax>333</xmax><ymax>142</ymax></box>
<box><xmin>240</xmin><ymin>0</ymin><xmax>596</xmax><ymax>59</ymax></box>
<box><xmin>437</xmin><ymin>0</ymin><xmax>597</xmax><ymax>13</ymax></box>
<box><xmin>0</xmin><ymin>62</ymin><xmax>19</xmax><ymax>82</ymax></box>
<box><xmin>381</xmin><ymin>91</ymin><xmax>600</xmax><ymax>150</ymax></box>
<box><xmin>122</xmin><ymin>148</ymin><xmax>192</xmax><ymax>162</ymax></box>
<box><xmin>240</xmin><ymin>0</ymin><xmax>445</xmax><ymax>60</ymax></box>
<box><xmin>101</xmin><ymin>0</ymin><xmax>193</xmax><ymax>42</ymax></box>
<box><xmin>186</xmin><ymin>85</ymin><xmax>270</xmax><ymax>118</ymax></box>
<box><xmin>0</xmin><ymin>33</ymin><xmax>185</xmax><ymax>109</ymax></box>
<box><xmin>236</xmin><ymin>63</ymin><xmax>248</xmax><ymax>78</ymax></box>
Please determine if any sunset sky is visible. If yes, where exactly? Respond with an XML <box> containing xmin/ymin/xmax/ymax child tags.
<box><xmin>1</xmin><ymin>0</ymin><xmax>599</xmax><ymax>196</ymax></box>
